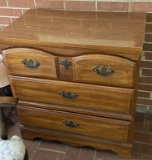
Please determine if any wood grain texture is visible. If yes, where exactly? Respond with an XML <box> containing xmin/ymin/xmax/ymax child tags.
<box><xmin>20</xmin><ymin>126</ymin><xmax>132</xmax><ymax>158</ymax></box>
<box><xmin>0</xmin><ymin>9</ymin><xmax>146</xmax><ymax>158</ymax></box>
<box><xmin>58</xmin><ymin>57</ymin><xmax>73</xmax><ymax>81</ymax></box>
<box><xmin>9</xmin><ymin>76</ymin><xmax>134</xmax><ymax>115</ymax></box>
<box><xmin>2</xmin><ymin>48</ymin><xmax>58</xmax><ymax>79</ymax></box>
<box><xmin>17</xmin><ymin>106</ymin><xmax>132</xmax><ymax>143</ymax></box>
<box><xmin>0</xmin><ymin>9</ymin><xmax>146</xmax><ymax>61</ymax></box>
<box><xmin>18</xmin><ymin>100</ymin><xmax>133</xmax><ymax>121</ymax></box>
<box><xmin>3</xmin><ymin>48</ymin><xmax>136</xmax><ymax>88</ymax></box>
<box><xmin>73</xmin><ymin>54</ymin><xmax>136</xmax><ymax>88</ymax></box>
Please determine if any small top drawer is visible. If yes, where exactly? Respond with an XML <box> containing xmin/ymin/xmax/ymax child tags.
<box><xmin>2</xmin><ymin>48</ymin><xmax>58</xmax><ymax>79</ymax></box>
<box><xmin>72</xmin><ymin>54</ymin><xmax>136</xmax><ymax>88</ymax></box>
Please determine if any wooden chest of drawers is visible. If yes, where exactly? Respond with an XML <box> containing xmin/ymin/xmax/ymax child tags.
<box><xmin>0</xmin><ymin>9</ymin><xmax>146</xmax><ymax>158</ymax></box>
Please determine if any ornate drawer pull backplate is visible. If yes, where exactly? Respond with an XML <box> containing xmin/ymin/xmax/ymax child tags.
<box><xmin>21</xmin><ymin>59</ymin><xmax>40</xmax><ymax>69</ymax></box>
<box><xmin>93</xmin><ymin>66</ymin><xmax>114</xmax><ymax>76</ymax></box>
<box><xmin>59</xmin><ymin>91</ymin><xmax>77</xmax><ymax>100</ymax></box>
<box><xmin>63</xmin><ymin>120</ymin><xmax>79</xmax><ymax>128</ymax></box>
<box><xmin>60</xmin><ymin>59</ymin><xmax>71</xmax><ymax>69</ymax></box>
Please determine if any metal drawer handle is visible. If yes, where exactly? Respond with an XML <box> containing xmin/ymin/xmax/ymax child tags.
<box><xmin>93</xmin><ymin>66</ymin><xmax>114</xmax><ymax>76</ymax></box>
<box><xmin>63</xmin><ymin>120</ymin><xmax>79</xmax><ymax>128</ymax></box>
<box><xmin>21</xmin><ymin>59</ymin><xmax>40</xmax><ymax>69</ymax></box>
<box><xmin>59</xmin><ymin>91</ymin><xmax>77</xmax><ymax>100</ymax></box>
<box><xmin>60</xmin><ymin>59</ymin><xmax>71</xmax><ymax>69</ymax></box>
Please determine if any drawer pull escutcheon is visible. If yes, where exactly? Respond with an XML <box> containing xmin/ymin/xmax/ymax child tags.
<box><xmin>59</xmin><ymin>91</ymin><xmax>77</xmax><ymax>100</ymax></box>
<box><xmin>21</xmin><ymin>59</ymin><xmax>40</xmax><ymax>69</ymax></box>
<box><xmin>93</xmin><ymin>66</ymin><xmax>114</xmax><ymax>76</ymax></box>
<box><xmin>63</xmin><ymin>120</ymin><xmax>79</xmax><ymax>128</ymax></box>
<box><xmin>60</xmin><ymin>59</ymin><xmax>71</xmax><ymax>69</ymax></box>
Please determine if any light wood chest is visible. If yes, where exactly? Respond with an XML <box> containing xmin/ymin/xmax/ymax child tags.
<box><xmin>0</xmin><ymin>9</ymin><xmax>146</xmax><ymax>158</ymax></box>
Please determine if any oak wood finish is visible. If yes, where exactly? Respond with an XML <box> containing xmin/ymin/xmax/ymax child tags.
<box><xmin>3</xmin><ymin>48</ymin><xmax>137</xmax><ymax>88</ymax></box>
<box><xmin>17</xmin><ymin>106</ymin><xmax>132</xmax><ymax>143</ymax></box>
<box><xmin>73</xmin><ymin>54</ymin><xmax>136</xmax><ymax>88</ymax></box>
<box><xmin>0</xmin><ymin>9</ymin><xmax>146</xmax><ymax>60</ymax></box>
<box><xmin>20</xmin><ymin>126</ymin><xmax>132</xmax><ymax>158</ymax></box>
<box><xmin>18</xmin><ymin>101</ymin><xmax>134</xmax><ymax>121</ymax></box>
<box><xmin>58</xmin><ymin>57</ymin><xmax>73</xmax><ymax>81</ymax></box>
<box><xmin>3</xmin><ymin>48</ymin><xmax>58</xmax><ymax>79</ymax></box>
<box><xmin>9</xmin><ymin>76</ymin><xmax>134</xmax><ymax>115</ymax></box>
<box><xmin>0</xmin><ymin>9</ymin><xmax>146</xmax><ymax>158</ymax></box>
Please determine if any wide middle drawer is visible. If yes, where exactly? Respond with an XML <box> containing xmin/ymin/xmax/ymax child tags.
<box><xmin>10</xmin><ymin>76</ymin><xmax>134</xmax><ymax>115</ymax></box>
<box><xmin>17</xmin><ymin>106</ymin><xmax>132</xmax><ymax>143</ymax></box>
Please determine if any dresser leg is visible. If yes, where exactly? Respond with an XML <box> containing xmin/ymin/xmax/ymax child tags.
<box><xmin>116</xmin><ymin>149</ymin><xmax>132</xmax><ymax>158</ymax></box>
<box><xmin>20</xmin><ymin>126</ymin><xmax>132</xmax><ymax>158</ymax></box>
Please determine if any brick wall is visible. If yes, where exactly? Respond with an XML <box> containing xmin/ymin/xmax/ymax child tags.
<box><xmin>133</xmin><ymin>14</ymin><xmax>152</xmax><ymax>159</ymax></box>
<box><xmin>140</xmin><ymin>14</ymin><xmax>152</xmax><ymax>114</ymax></box>
<box><xmin>0</xmin><ymin>0</ymin><xmax>152</xmax><ymax>159</ymax></box>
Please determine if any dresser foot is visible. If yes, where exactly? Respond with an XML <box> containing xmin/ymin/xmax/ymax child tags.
<box><xmin>20</xmin><ymin>126</ymin><xmax>132</xmax><ymax>158</ymax></box>
<box><xmin>117</xmin><ymin>152</ymin><xmax>132</xmax><ymax>158</ymax></box>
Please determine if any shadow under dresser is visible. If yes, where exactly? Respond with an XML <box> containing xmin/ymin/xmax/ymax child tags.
<box><xmin>0</xmin><ymin>9</ymin><xmax>146</xmax><ymax>158</ymax></box>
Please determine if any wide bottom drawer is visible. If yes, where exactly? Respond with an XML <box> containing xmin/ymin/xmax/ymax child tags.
<box><xmin>17</xmin><ymin>105</ymin><xmax>132</xmax><ymax>143</ymax></box>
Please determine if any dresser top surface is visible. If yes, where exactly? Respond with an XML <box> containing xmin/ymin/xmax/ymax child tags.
<box><xmin>0</xmin><ymin>9</ymin><xmax>146</xmax><ymax>53</ymax></box>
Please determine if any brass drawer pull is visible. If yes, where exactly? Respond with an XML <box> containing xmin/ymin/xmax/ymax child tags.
<box><xmin>63</xmin><ymin>120</ymin><xmax>79</xmax><ymax>128</ymax></box>
<box><xmin>59</xmin><ymin>91</ymin><xmax>77</xmax><ymax>100</ymax></box>
<box><xmin>60</xmin><ymin>59</ymin><xmax>71</xmax><ymax>69</ymax></box>
<box><xmin>93</xmin><ymin>66</ymin><xmax>114</xmax><ymax>76</ymax></box>
<box><xmin>21</xmin><ymin>59</ymin><xmax>40</xmax><ymax>69</ymax></box>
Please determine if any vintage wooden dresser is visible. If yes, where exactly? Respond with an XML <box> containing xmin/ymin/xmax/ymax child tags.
<box><xmin>0</xmin><ymin>9</ymin><xmax>146</xmax><ymax>158</ymax></box>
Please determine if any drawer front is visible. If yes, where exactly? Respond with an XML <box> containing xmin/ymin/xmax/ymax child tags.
<box><xmin>18</xmin><ymin>106</ymin><xmax>132</xmax><ymax>143</ymax></box>
<box><xmin>10</xmin><ymin>76</ymin><xmax>134</xmax><ymax>115</ymax></box>
<box><xmin>2</xmin><ymin>48</ymin><xmax>58</xmax><ymax>79</ymax></box>
<box><xmin>73</xmin><ymin>54</ymin><xmax>136</xmax><ymax>88</ymax></box>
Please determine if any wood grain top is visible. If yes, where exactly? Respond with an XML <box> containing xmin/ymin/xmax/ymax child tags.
<box><xmin>0</xmin><ymin>9</ymin><xmax>146</xmax><ymax>59</ymax></box>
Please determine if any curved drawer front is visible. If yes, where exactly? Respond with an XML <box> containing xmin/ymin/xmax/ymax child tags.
<box><xmin>2</xmin><ymin>48</ymin><xmax>58</xmax><ymax>79</ymax></box>
<box><xmin>18</xmin><ymin>106</ymin><xmax>132</xmax><ymax>143</ymax></box>
<box><xmin>73</xmin><ymin>54</ymin><xmax>136</xmax><ymax>88</ymax></box>
<box><xmin>10</xmin><ymin>76</ymin><xmax>134</xmax><ymax>115</ymax></box>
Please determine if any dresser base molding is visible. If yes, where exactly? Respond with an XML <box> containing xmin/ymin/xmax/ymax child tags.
<box><xmin>20</xmin><ymin>125</ymin><xmax>132</xmax><ymax>158</ymax></box>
